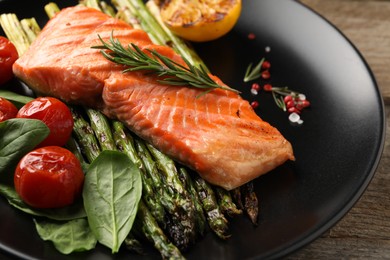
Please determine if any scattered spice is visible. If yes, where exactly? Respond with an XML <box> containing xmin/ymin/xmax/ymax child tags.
<box><xmin>270</xmin><ymin>86</ymin><xmax>310</xmax><ymax>113</ymax></box>
<box><xmin>243</xmin><ymin>55</ymin><xmax>310</xmax><ymax>124</ymax></box>
<box><xmin>263</xmin><ymin>84</ymin><xmax>272</xmax><ymax>92</ymax></box>
<box><xmin>261</xmin><ymin>60</ymin><xmax>271</xmax><ymax>70</ymax></box>
<box><xmin>248</xmin><ymin>33</ymin><xmax>256</xmax><ymax>40</ymax></box>
<box><xmin>250</xmin><ymin>83</ymin><xmax>260</xmax><ymax>95</ymax></box>
<box><xmin>251</xmin><ymin>83</ymin><xmax>260</xmax><ymax>91</ymax></box>
<box><xmin>261</xmin><ymin>70</ymin><xmax>270</xmax><ymax>79</ymax></box>
<box><xmin>250</xmin><ymin>101</ymin><xmax>259</xmax><ymax>109</ymax></box>
<box><xmin>288</xmin><ymin>112</ymin><xmax>303</xmax><ymax>125</ymax></box>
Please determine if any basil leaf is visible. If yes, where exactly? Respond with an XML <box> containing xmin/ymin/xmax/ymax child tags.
<box><xmin>34</xmin><ymin>218</ymin><xmax>97</xmax><ymax>254</ymax></box>
<box><xmin>0</xmin><ymin>118</ymin><xmax>49</xmax><ymax>183</ymax></box>
<box><xmin>83</xmin><ymin>150</ymin><xmax>142</xmax><ymax>253</ymax></box>
<box><xmin>0</xmin><ymin>183</ymin><xmax>86</xmax><ymax>220</ymax></box>
<box><xmin>0</xmin><ymin>90</ymin><xmax>34</xmax><ymax>108</ymax></box>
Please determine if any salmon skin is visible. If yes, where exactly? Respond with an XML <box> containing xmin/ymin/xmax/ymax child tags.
<box><xmin>13</xmin><ymin>6</ymin><xmax>294</xmax><ymax>190</ymax></box>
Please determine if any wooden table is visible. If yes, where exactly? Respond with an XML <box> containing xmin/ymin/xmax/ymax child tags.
<box><xmin>288</xmin><ymin>0</ymin><xmax>390</xmax><ymax>258</ymax></box>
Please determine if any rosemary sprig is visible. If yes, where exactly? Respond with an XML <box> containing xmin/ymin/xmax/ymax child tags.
<box><xmin>272</xmin><ymin>91</ymin><xmax>286</xmax><ymax>111</ymax></box>
<box><xmin>92</xmin><ymin>32</ymin><xmax>239</xmax><ymax>95</ymax></box>
<box><xmin>243</xmin><ymin>58</ymin><xmax>265</xmax><ymax>82</ymax></box>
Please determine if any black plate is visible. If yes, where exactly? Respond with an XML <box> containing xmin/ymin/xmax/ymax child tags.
<box><xmin>0</xmin><ymin>0</ymin><xmax>385</xmax><ymax>259</ymax></box>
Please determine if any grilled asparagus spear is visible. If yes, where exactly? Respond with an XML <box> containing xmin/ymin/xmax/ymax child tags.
<box><xmin>215</xmin><ymin>187</ymin><xmax>243</xmax><ymax>217</ymax></box>
<box><xmin>178</xmin><ymin>167</ymin><xmax>207</xmax><ymax>237</ymax></box>
<box><xmin>112</xmin><ymin>121</ymin><xmax>167</xmax><ymax>227</ymax></box>
<box><xmin>71</xmin><ymin>107</ymin><xmax>101</xmax><ymax>162</ymax></box>
<box><xmin>133</xmin><ymin>200</ymin><xmax>185</xmax><ymax>259</ymax></box>
<box><xmin>72</xmin><ymin>109</ymin><xmax>183</xmax><ymax>257</ymax></box>
<box><xmin>136</xmin><ymin>139</ymin><xmax>196</xmax><ymax>250</ymax></box>
<box><xmin>192</xmin><ymin>173</ymin><xmax>230</xmax><ymax>239</ymax></box>
<box><xmin>85</xmin><ymin>108</ymin><xmax>116</xmax><ymax>151</ymax></box>
<box><xmin>243</xmin><ymin>182</ymin><xmax>259</xmax><ymax>225</ymax></box>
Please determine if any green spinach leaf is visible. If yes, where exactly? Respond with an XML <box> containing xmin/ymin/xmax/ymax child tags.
<box><xmin>0</xmin><ymin>90</ymin><xmax>33</xmax><ymax>108</ymax></box>
<box><xmin>83</xmin><ymin>150</ymin><xmax>142</xmax><ymax>253</ymax></box>
<box><xmin>34</xmin><ymin>218</ymin><xmax>97</xmax><ymax>254</ymax></box>
<box><xmin>0</xmin><ymin>118</ymin><xmax>49</xmax><ymax>183</ymax></box>
<box><xmin>0</xmin><ymin>183</ymin><xmax>86</xmax><ymax>220</ymax></box>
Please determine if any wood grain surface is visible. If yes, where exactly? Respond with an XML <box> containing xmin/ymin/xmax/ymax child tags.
<box><xmin>288</xmin><ymin>0</ymin><xmax>390</xmax><ymax>259</ymax></box>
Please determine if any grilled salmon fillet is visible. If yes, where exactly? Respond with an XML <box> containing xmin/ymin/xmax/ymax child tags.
<box><xmin>13</xmin><ymin>6</ymin><xmax>294</xmax><ymax>190</ymax></box>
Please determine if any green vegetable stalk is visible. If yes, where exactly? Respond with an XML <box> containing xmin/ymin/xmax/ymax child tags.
<box><xmin>112</xmin><ymin>121</ymin><xmax>167</xmax><ymax>227</ymax></box>
<box><xmin>135</xmin><ymin>138</ymin><xmax>196</xmax><ymax>250</ymax></box>
<box><xmin>133</xmin><ymin>200</ymin><xmax>185</xmax><ymax>259</ymax></box>
<box><xmin>215</xmin><ymin>186</ymin><xmax>243</xmax><ymax>217</ymax></box>
<box><xmin>70</xmin><ymin>107</ymin><xmax>101</xmax><ymax>162</ymax></box>
<box><xmin>243</xmin><ymin>182</ymin><xmax>259</xmax><ymax>225</ymax></box>
<box><xmin>192</xmin><ymin>173</ymin><xmax>230</xmax><ymax>239</ymax></box>
<box><xmin>146</xmin><ymin>144</ymin><xmax>198</xmax><ymax>248</ymax></box>
<box><xmin>178</xmin><ymin>167</ymin><xmax>207</xmax><ymax>237</ymax></box>
<box><xmin>0</xmin><ymin>13</ymin><xmax>30</xmax><ymax>55</ymax></box>
<box><xmin>85</xmin><ymin>108</ymin><xmax>116</xmax><ymax>151</ymax></box>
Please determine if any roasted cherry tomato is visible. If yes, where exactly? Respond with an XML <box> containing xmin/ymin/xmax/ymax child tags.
<box><xmin>16</xmin><ymin>97</ymin><xmax>73</xmax><ymax>147</ymax></box>
<box><xmin>0</xmin><ymin>36</ymin><xmax>19</xmax><ymax>85</ymax></box>
<box><xmin>14</xmin><ymin>146</ymin><xmax>84</xmax><ymax>209</ymax></box>
<box><xmin>157</xmin><ymin>0</ymin><xmax>242</xmax><ymax>42</ymax></box>
<box><xmin>0</xmin><ymin>97</ymin><xmax>18</xmax><ymax>122</ymax></box>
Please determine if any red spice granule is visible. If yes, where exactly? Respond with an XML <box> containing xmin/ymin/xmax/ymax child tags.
<box><xmin>301</xmin><ymin>100</ymin><xmax>311</xmax><ymax>108</ymax></box>
<box><xmin>288</xmin><ymin>107</ymin><xmax>301</xmax><ymax>114</ymax></box>
<box><xmin>250</xmin><ymin>83</ymin><xmax>261</xmax><ymax>95</ymax></box>
<box><xmin>248</xmin><ymin>33</ymin><xmax>256</xmax><ymax>40</ymax></box>
<box><xmin>286</xmin><ymin>100</ymin><xmax>295</xmax><ymax>109</ymax></box>
<box><xmin>261</xmin><ymin>70</ymin><xmax>271</xmax><ymax>79</ymax></box>
<box><xmin>251</xmin><ymin>83</ymin><xmax>260</xmax><ymax>91</ymax></box>
<box><xmin>284</xmin><ymin>95</ymin><xmax>293</xmax><ymax>103</ymax></box>
<box><xmin>251</xmin><ymin>101</ymin><xmax>259</xmax><ymax>109</ymax></box>
<box><xmin>263</xmin><ymin>84</ymin><xmax>273</xmax><ymax>91</ymax></box>
<box><xmin>261</xmin><ymin>60</ymin><xmax>271</xmax><ymax>70</ymax></box>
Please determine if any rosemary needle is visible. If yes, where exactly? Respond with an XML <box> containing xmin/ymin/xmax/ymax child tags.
<box><xmin>92</xmin><ymin>32</ymin><xmax>239</xmax><ymax>95</ymax></box>
<box><xmin>243</xmin><ymin>57</ymin><xmax>265</xmax><ymax>82</ymax></box>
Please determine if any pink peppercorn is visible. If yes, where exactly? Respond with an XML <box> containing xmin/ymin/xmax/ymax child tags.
<box><xmin>284</xmin><ymin>95</ymin><xmax>293</xmax><ymax>103</ymax></box>
<box><xmin>263</xmin><ymin>84</ymin><xmax>273</xmax><ymax>91</ymax></box>
<box><xmin>261</xmin><ymin>70</ymin><xmax>271</xmax><ymax>79</ymax></box>
<box><xmin>251</xmin><ymin>83</ymin><xmax>260</xmax><ymax>91</ymax></box>
<box><xmin>262</xmin><ymin>60</ymin><xmax>271</xmax><ymax>70</ymax></box>
<box><xmin>250</xmin><ymin>83</ymin><xmax>261</xmax><ymax>95</ymax></box>
<box><xmin>248</xmin><ymin>33</ymin><xmax>256</xmax><ymax>40</ymax></box>
<box><xmin>251</xmin><ymin>101</ymin><xmax>259</xmax><ymax>109</ymax></box>
<box><xmin>288</xmin><ymin>107</ymin><xmax>301</xmax><ymax>114</ymax></box>
<box><xmin>301</xmin><ymin>100</ymin><xmax>311</xmax><ymax>108</ymax></box>
<box><xmin>286</xmin><ymin>100</ymin><xmax>295</xmax><ymax>109</ymax></box>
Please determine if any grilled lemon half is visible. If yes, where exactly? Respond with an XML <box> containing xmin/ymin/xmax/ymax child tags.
<box><xmin>155</xmin><ymin>0</ymin><xmax>242</xmax><ymax>42</ymax></box>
